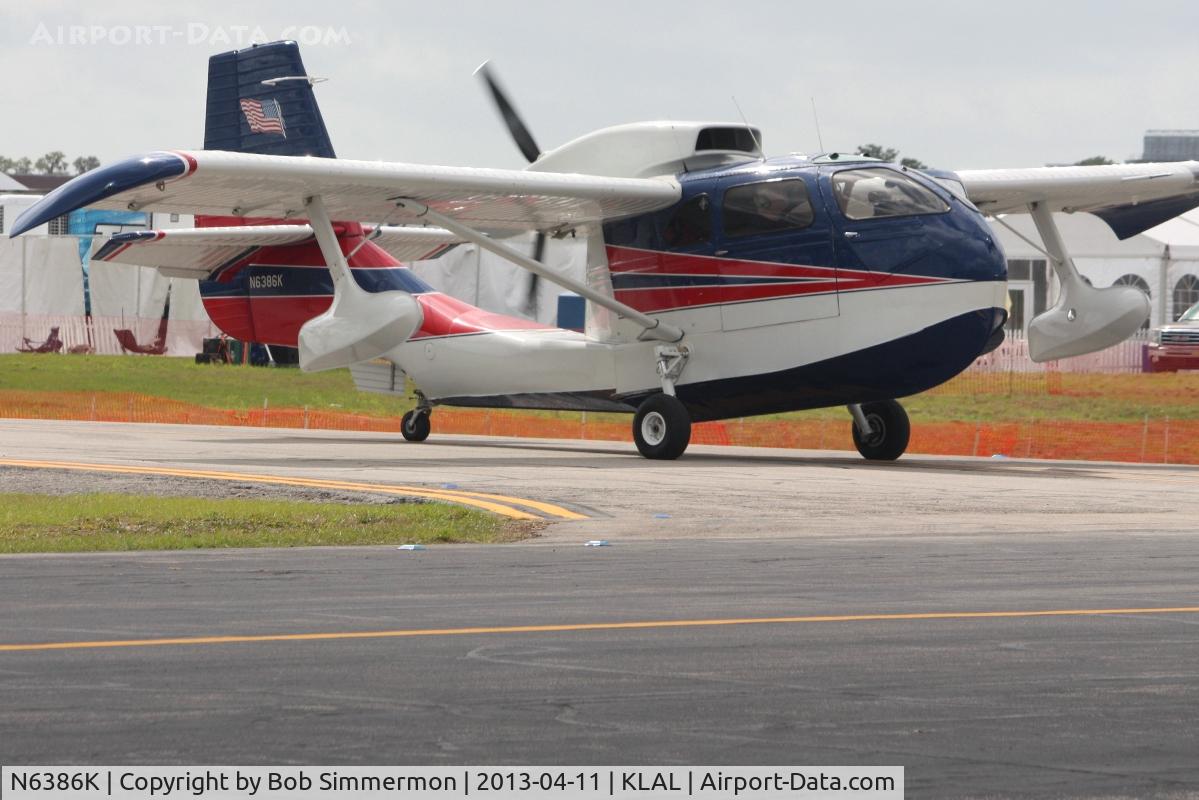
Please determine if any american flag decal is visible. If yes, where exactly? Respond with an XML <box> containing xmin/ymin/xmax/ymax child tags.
<box><xmin>240</xmin><ymin>98</ymin><xmax>286</xmax><ymax>138</ymax></box>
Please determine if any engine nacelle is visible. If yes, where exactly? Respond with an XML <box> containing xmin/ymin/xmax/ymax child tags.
<box><xmin>530</xmin><ymin>121</ymin><xmax>761</xmax><ymax>179</ymax></box>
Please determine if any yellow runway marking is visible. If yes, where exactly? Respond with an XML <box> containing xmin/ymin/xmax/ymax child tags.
<box><xmin>3</xmin><ymin>606</ymin><xmax>1197</xmax><ymax>653</ymax></box>
<box><xmin>0</xmin><ymin>458</ymin><xmax>586</xmax><ymax>521</ymax></box>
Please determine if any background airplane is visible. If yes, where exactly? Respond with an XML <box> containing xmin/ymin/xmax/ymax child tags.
<box><xmin>13</xmin><ymin>41</ymin><xmax>1199</xmax><ymax>460</ymax></box>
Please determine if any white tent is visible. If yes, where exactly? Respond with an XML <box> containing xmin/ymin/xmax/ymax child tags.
<box><xmin>0</xmin><ymin>197</ymin><xmax>216</xmax><ymax>355</ymax></box>
<box><xmin>988</xmin><ymin>209</ymin><xmax>1199</xmax><ymax>329</ymax></box>
<box><xmin>408</xmin><ymin>232</ymin><xmax>589</xmax><ymax>326</ymax></box>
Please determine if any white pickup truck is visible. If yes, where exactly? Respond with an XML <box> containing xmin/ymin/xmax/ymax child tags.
<box><xmin>1149</xmin><ymin>301</ymin><xmax>1199</xmax><ymax>372</ymax></box>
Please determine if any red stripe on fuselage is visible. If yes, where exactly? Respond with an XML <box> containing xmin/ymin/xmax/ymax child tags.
<box><xmin>608</xmin><ymin>246</ymin><xmax>839</xmax><ymax>280</ymax></box>
<box><xmin>605</xmin><ymin>245</ymin><xmax>953</xmax><ymax>313</ymax></box>
<box><xmin>411</xmin><ymin>293</ymin><xmax>553</xmax><ymax>339</ymax></box>
<box><xmin>613</xmin><ymin>284</ymin><xmax>834</xmax><ymax>311</ymax></box>
<box><xmin>203</xmin><ymin>292</ymin><xmax>553</xmax><ymax>347</ymax></box>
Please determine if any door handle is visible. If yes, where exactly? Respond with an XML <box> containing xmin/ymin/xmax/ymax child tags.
<box><xmin>843</xmin><ymin>231</ymin><xmax>860</xmax><ymax>239</ymax></box>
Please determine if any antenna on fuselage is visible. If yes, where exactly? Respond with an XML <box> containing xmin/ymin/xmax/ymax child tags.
<box><xmin>731</xmin><ymin>96</ymin><xmax>766</xmax><ymax>161</ymax></box>
<box><xmin>810</xmin><ymin>96</ymin><xmax>825</xmax><ymax>153</ymax></box>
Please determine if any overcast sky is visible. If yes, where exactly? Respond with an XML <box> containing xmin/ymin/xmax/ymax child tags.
<box><xmin>1</xmin><ymin>0</ymin><xmax>1196</xmax><ymax>172</ymax></box>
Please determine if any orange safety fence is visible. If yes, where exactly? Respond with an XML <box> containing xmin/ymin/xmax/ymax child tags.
<box><xmin>2</xmin><ymin>389</ymin><xmax>1198</xmax><ymax>465</ymax></box>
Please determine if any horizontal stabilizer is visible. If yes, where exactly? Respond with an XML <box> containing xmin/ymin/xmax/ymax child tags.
<box><xmin>91</xmin><ymin>224</ymin><xmax>461</xmax><ymax>279</ymax></box>
<box><xmin>93</xmin><ymin>226</ymin><xmax>311</xmax><ymax>278</ymax></box>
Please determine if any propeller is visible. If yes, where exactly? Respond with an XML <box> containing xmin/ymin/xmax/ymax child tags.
<box><xmin>527</xmin><ymin>232</ymin><xmax>547</xmax><ymax>314</ymax></box>
<box><xmin>475</xmin><ymin>61</ymin><xmax>547</xmax><ymax>318</ymax></box>
<box><xmin>475</xmin><ymin>61</ymin><xmax>542</xmax><ymax>163</ymax></box>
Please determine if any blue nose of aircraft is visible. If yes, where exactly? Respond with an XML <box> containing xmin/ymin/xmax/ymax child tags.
<box><xmin>949</xmin><ymin>203</ymin><xmax>1008</xmax><ymax>283</ymax></box>
<box><xmin>821</xmin><ymin>164</ymin><xmax>1007</xmax><ymax>286</ymax></box>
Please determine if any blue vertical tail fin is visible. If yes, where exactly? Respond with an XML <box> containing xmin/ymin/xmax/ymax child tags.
<box><xmin>204</xmin><ymin>40</ymin><xmax>335</xmax><ymax>158</ymax></box>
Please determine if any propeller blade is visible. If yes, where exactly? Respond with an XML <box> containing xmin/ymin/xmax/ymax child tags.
<box><xmin>475</xmin><ymin>61</ymin><xmax>542</xmax><ymax>164</ymax></box>
<box><xmin>525</xmin><ymin>233</ymin><xmax>546</xmax><ymax>315</ymax></box>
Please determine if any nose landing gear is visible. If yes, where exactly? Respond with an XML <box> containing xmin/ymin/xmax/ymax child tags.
<box><xmin>401</xmin><ymin>391</ymin><xmax>433</xmax><ymax>442</ymax></box>
<box><xmin>401</xmin><ymin>408</ymin><xmax>431</xmax><ymax>442</ymax></box>
<box><xmin>848</xmin><ymin>400</ymin><xmax>910</xmax><ymax>461</ymax></box>
<box><xmin>633</xmin><ymin>394</ymin><xmax>691</xmax><ymax>460</ymax></box>
<box><xmin>631</xmin><ymin>345</ymin><xmax>694</xmax><ymax>460</ymax></box>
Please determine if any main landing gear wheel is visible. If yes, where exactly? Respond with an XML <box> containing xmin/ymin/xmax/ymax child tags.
<box><xmin>401</xmin><ymin>409</ymin><xmax>431</xmax><ymax>442</ymax></box>
<box><xmin>851</xmin><ymin>400</ymin><xmax>910</xmax><ymax>461</ymax></box>
<box><xmin>633</xmin><ymin>394</ymin><xmax>692</xmax><ymax>460</ymax></box>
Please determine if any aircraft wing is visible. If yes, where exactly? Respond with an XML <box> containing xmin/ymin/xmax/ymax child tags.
<box><xmin>90</xmin><ymin>224</ymin><xmax>462</xmax><ymax>279</ymax></box>
<box><xmin>957</xmin><ymin>161</ymin><xmax>1199</xmax><ymax>239</ymax></box>
<box><xmin>10</xmin><ymin>150</ymin><xmax>681</xmax><ymax>238</ymax></box>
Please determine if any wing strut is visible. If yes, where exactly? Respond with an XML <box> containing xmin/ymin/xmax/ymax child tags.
<box><xmin>296</xmin><ymin>195</ymin><xmax>425</xmax><ymax>372</ymax></box>
<box><xmin>1023</xmin><ymin>201</ymin><xmax>1148</xmax><ymax>362</ymax></box>
<box><xmin>390</xmin><ymin>198</ymin><xmax>684</xmax><ymax>343</ymax></box>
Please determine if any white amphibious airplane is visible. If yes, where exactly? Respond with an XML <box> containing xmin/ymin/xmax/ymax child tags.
<box><xmin>13</xmin><ymin>42</ymin><xmax>1199</xmax><ymax>460</ymax></box>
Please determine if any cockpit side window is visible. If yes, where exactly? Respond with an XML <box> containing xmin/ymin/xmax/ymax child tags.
<box><xmin>661</xmin><ymin>193</ymin><xmax>712</xmax><ymax>249</ymax></box>
<box><xmin>722</xmin><ymin>179</ymin><xmax>815</xmax><ymax>238</ymax></box>
<box><xmin>831</xmin><ymin>167</ymin><xmax>950</xmax><ymax>221</ymax></box>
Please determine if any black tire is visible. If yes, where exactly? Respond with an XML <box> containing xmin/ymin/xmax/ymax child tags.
<box><xmin>851</xmin><ymin>400</ymin><xmax>910</xmax><ymax>461</ymax></box>
<box><xmin>632</xmin><ymin>394</ymin><xmax>691</xmax><ymax>460</ymax></box>
<box><xmin>401</xmin><ymin>409</ymin><xmax>431</xmax><ymax>442</ymax></box>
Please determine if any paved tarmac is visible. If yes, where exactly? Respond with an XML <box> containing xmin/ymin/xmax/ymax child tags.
<box><xmin>2</xmin><ymin>420</ymin><xmax>1198</xmax><ymax>798</ymax></box>
<box><xmin>2</xmin><ymin>419</ymin><xmax>1198</xmax><ymax>541</ymax></box>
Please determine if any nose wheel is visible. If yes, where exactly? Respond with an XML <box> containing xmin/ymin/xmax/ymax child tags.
<box><xmin>401</xmin><ymin>408</ymin><xmax>431</xmax><ymax>442</ymax></box>
<box><xmin>848</xmin><ymin>400</ymin><xmax>910</xmax><ymax>461</ymax></box>
<box><xmin>633</xmin><ymin>394</ymin><xmax>691</xmax><ymax>460</ymax></box>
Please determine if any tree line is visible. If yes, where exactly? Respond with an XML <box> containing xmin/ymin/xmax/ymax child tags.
<box><xmin>1</xmin><ymin>152</ymin><xmax>101</xmax><ymax>176</ymax></box>
<box><xmin>857</xmin><ymin>144</ymin><xmax>1115</xmax><ymax>169</ymax></box>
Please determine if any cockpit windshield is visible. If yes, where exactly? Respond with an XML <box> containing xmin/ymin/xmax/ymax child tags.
<box><xmin>831</xmin><ymin>167</ymin><xmax>950</xmax><ymax>221</ymax></box>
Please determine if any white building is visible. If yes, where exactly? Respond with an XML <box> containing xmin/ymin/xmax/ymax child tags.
<box><xmin>0</xmin><ymin>173</ymin><xmax>26</xmax><ymax>193</ymax></box>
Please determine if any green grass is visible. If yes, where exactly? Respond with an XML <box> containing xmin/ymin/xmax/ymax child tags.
<box><xmin>0</xmin><ymin>353</ymin><xmax>416</xmax><ymax>415</ymax></box>
<box><xmin>0</xmin><ymin>492</ymin><xmax>527</xmax><ymax>553</ymax></box>
<box><xmin>902</xmin><ymin>391</ymin><xmax>1192</xmax><ymax>423</ymax></box>
<box><xmin>3</xmin><ymin>353</ymin><xmax>1199</xmax><ymax>424</ymax></box>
